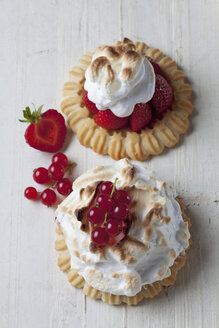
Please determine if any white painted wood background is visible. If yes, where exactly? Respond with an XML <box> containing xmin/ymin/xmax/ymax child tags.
<box><xmin>1</xmin><ymin>0</ymin><xmax>219</xmax><ymax>327</ymax></box>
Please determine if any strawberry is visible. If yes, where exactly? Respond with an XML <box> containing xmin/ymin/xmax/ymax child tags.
<box><xmin>82</xmin><ymin>90</ymin><xmax>99</xmax><ymax>114</ymax></box>
<box><xmin>146</xmin><ymin>56</ymin><xmax>161</xmax><ymax>74</ymax></box>
<box><xmin>94</xmin><ymin>109</ymin><xmax>129</xmax><ymax>130</ymax></box>
<box><xmin>19</xmin><ymin>105</ymin><xmax>66</xmax><ymax>153</ymax></box>
<box><xmin>151</xmin><ymin>74</ymin><xmax>174</xmax><ymax>114</ymax></box>
<box><xmin>130</xmin><ymin>103</ymin><xmax>152</xmax><ymax>132</ymax></box>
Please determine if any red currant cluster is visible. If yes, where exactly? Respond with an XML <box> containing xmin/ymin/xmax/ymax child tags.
<box><xmin>24</xmin><ymin>153</ymin><xmax>76</xmax><ymax>206</ymax></box>
<box><xmin>88</xmin><ymin>179</ymin><xmax>132</xmax><ymax>246</ymax></box>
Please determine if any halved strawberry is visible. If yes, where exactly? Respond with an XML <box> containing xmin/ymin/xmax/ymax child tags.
<box><xmin>151</xmin><ymin>74</ymin><xmax>174</xmax><ymax>114</ymax></box>
<box><xmin>82</xmin><ymin>90</ymin><xmax>99</xmax><ymax>114</ymax></box>
<box><xmin>94</xmin><ymin>109</ymin><xmax>129</xmax><ymax>130</ymax></box>
<box><xmin>130</xmin><ymin>103</ymin><xmax>152</xmax><ymax>132</ymax></box>
<box><xmin>146</xmin><ymin>56</ymin><xmax>161</xmax><ymax>74</ymax></box>
<box><xmin>19</xmin><ymin>105</ymin><xmax>66</xmax><ymax>153</ymax></box>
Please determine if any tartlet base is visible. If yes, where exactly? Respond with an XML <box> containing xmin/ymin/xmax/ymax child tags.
<box><xmin>61</xmin><ymin>41</ymin><xmax>193</xmax><ymax>161</ymax></box>
<box><xmin>55</xmin><ymin>198</ymin><xmax>192</xmax><ymax>306</ymax></box>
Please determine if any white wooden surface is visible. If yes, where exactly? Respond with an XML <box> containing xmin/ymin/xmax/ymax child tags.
<box><xmin>1</xmin><ymin>0</ymin><xmax>219</xmax><ymax>327</ymax></box>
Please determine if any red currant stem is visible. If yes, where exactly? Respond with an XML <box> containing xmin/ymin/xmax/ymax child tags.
<box><xmin>110</xmin><ymin>177</ymin><xmax>118</xmax><ymax>199</ymax></box>
<box><xmin>47</xmin><ymin>180</ymin><xmax>57</xmax><ymax>189</ymax></box>
<box><xmin>103</xmin><ymin>212</ymin><xmax>108</xmax><ymax>225</ymax></box>
<box><xmin>65</xmin><ymin>162</ymin><xmax>77</xmax><ymax>175</ymax></box>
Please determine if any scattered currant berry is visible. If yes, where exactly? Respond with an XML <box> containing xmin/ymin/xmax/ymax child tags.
<box><xmin>48</xmin><ymin>163</ymin><xmax>65</xmax><ymax>180</ymax></box>
<box><xmin>40</xmin><ymin>189</ymin><xmax>57</xmax><ymax>205</ymax></box>
<box><xmin>24</xmin><ymin>187</ymin><xmax>38</xmax><ymax>200</ymax></box>
<box><xmin>33</xmin><ymin>167</ymin><xmax>50</xmax><ymax>184</ymax></box>
<box><xmin>105</xmin><ymin>219</ymin><xmax>122</xmax><ymax>236</ymax></box>
<box><xmin>110</xmin><ymin>203</ymin><xmax>129</xmax><ymax>220</ymax></box>
<box><xmin>57</xmin><ymin>178</ymin><xmax>72</xmax><ymax>195</ymax></box>
<box><xmin>88</xmin><ymin>207</ymin><xmax>105</xmax><ymax>225</ymax></box>
<box><xmin>95</xmin><ymin>194</ymin><xmax>113</xmax><ymax>210</ymax></box>
<box><xmin>52</xmin><ymin>152</ymin><xmax>68</xmax><ymax>169</ymax></box>
<box><xmin>99</xmin><ymin>181</ymin><xmax>113</xmax><ymax>195</ymax></box>
<box><xmin>91</xmin><ymin>227</ymin><xmax>109</xmax><ymax>246</ymax></box>
<box><xmin>113</xmin><ymin>190</ymin><xmax>131</xmax><ymax>205</ymax></box>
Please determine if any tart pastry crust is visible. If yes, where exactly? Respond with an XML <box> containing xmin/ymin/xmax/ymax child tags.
<box><xmin>61</xmin><ymin>40</ymin><xmax>193</xmax><ymax>161</ymax></box>
<box><xmin>55</xmin><ymin>198</ymin><xmax>192</xmax><ymax>306</ymax></box>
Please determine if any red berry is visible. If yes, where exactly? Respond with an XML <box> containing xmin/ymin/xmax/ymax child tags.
<box><xmin>88</xmin><ymin>207</ymin><xmax>105</xmax><ymax>225</ymax></box>
<box><xmin>113</xmin><ymin>190</ymin><xmax>131</xmax><ymax>205</ymax></box>
<box><xmin>24</xmin><ymin>187</ymin><xmax>38</xmax><ymax>200</ymax></box>
<box><xmin>151</xmin><ymin>74</ymin><xmax>174</xmax><ymax>114</ymax></box>
<box><xmin>20</xmin><ymin>106</ymin><xmax>66</xmax><ymax>153</ymax></box>
<box><xmin>57</xmin><ymin>178</ymin><xmax>72</xmax><ymax>195</ymax></box>
<box><xmin>130</xmin><ymin>102</ymin><xmax>152</xmax><ymax>132</ymax></box>
<box><xmin>94</xmin><ymin>109</ymin><xmax>129</xmax><ymax>130</ymax></box>
<box><xmin>145</xmin><ymin>56</ymin><xmax>161</xmax><ymax>74</ymax></box>
<box><xmin>33</xmin><ymin>167</ymin><xmax>50</xmax><ymax>184</ymax></box>
<box><xmin>82</xmin><ymin>90</ymin><xmax>99</xmax><ymax>114</ymax></box>
<box><xmin>100</xmin><ymin>181</ymin><xmax>113</xmax><ymax>195</ymax></box>
<box><xmin>48</xmin><ymin>163</ymin><xmax>65</xmax><ymax>180</ymax></box>
<box><xmin>52</xmin><ymin>152</ymin><xmax>68</xmax><ymax>168</ymax></box>
<box><xmin>105</xmin><ymin>219</ymin><xmax>122</xmax><ymax>236</ymax></box>
<box><xmin>95</xmin><ymin>194</ymin><xmax>113</xmax><ymax>210</ymax></box>
<box><xmin>40</xmin><ymin>189</ymin><xmax>57</xmax><ymax>205</ymax></box>
<box><xmin>91</xmin><ymin>227</ymin><xmax>109</xmax><ymax>246</ymax></box>
<box><xmin>110</xmin><ymin>203</ymin><xmax>129</xmax><ymax>220</ymax></box>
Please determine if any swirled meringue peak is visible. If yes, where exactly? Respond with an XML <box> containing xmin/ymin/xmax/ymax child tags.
<box><xmin>84</xmin><ymin>38</ymin><xmax>155</xmax><ymax>117</ymax></box>
<box><xmin>56</xmin><ymin>159</ymin><xmax>190</xmax><ymax>297</ymax></box>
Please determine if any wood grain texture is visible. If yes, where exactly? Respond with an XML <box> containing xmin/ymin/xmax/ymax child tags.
<box><xmin>0</xmin><ymin>0</ymin><xmax>218</xmax><ymax>327</ymax></box>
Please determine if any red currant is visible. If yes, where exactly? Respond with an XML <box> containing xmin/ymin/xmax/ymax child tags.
<box><xmin>33</xmin><ymin>167</ymin><xmax>50</xmax><ymax>184</ymax></box>
<box><xmin>113</xmin><ymin>190</ymin><xmax>131</xmax><ymax>205</ymax></box>
<box><xmin>24</xmin><ymin>187</ymin><xmax>38</xmax><ymax>200</ymax></box>
<box><xmin>105</xmin><ymin>219</ymin><xmax>122</xmax><ymax>236</ymax></box>
<box><xmin>99</xmin><ymin>181</ymin><xmax>113</xmax><ymax>195</ymax></box>
<box><xmin>40</xmin><ymin>189</ymin><xmax>57</xmax><ymax>205</ymax></box>
<box><xmin>95</xmin><ymin>194</ymin><xmax>113</xmax><ymax>210</ymax></box>
<box><xmin>88</xmin><ymin>207</ymin><xmax>105</xmax><ymax>224</ymax></box>
<box><xmin>110</xmin><ymin>203</ymin><xmax>129</xmax><ymax>220</ymax></box>
<box><xmin>57</xmin><ymin>178</ymin><xmax>72</xmax><ymax>195</ymax></box>
<box><xmin>91</xmin><ymin>227</ymin><xmax>109</xmax><ymax>246</ymax></box>
<box><xmin>48</xmin><ymin>163</ymin><xmax>65</xmax><ymax>180</ymax></box>
<box><xmin>52</xmin><ymin>153</ymin><xmax>68</xmax><ymax>169</ymax></box>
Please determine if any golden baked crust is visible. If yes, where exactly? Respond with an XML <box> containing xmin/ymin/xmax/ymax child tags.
<box><xmin>61</xmin><ymin>39</ymin><xmax>193</xmax><ymax>161</ymax></box>
<box><xmin>55</xmin><ymin>198</ymin><xmax>192</xmax><ymax>306</ymax></box>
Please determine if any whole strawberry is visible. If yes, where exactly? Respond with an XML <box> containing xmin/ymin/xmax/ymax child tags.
<box><xmin>145</xmin><ymin>56</ymin><xmax>161</xmax><ymax>74</ymax></box>
<box><xmin>19</xmin><ymin>105</ymin><xmax>66</xmax><ymax>153</ymax></box>
<box><xmin>94</xmin><ymin>109</ymin><xmax>129</xmax><ymax>130</ymax></box>
<box><xmin>82</xmin><ymin>90</ymin><xmax>99</xmax><ymax>114</ymax></box>
<box><xmin>151</xmin><ymin>75</ymin><xmax>174</xmax><ymax>114</ymax></box>
<box><xmin>130</xmin><ymin>103</ymin><xmax>152</xmax><ymax>132</ymax></box>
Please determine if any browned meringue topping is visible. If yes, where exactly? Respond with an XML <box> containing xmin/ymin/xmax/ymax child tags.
<box><xmin>89</xmin><ymin>38</ymin><xmax>142</xmax><ymax>85</ymax></box>
<box><xmin>111</xmin><ymin>236</ymin><xmax>147</xmax><ymax>265</ymax></box>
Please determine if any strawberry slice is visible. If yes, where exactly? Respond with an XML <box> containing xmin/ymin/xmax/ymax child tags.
<box><xmin>19</xmin><ymin>105</ymin><xmax>66</xmax><ymax>153</ymax></box>
<box><xmin>82</xmin><ymin>90</ymin><xmax>99</xmax><ymax>114</ymax></box>
<box><xmin>146</xmin><ymin>56</ymin><xmax>161</xmax><ymax>74</ymax></box>
<box><xmin>130</xmin><ymin>103</ymin><xmax>152</xmax><ymax>132</ymax></box>
<box><xmin>151</xmin><ymin>74</ymin><xmax>174</xmax><ymax>114</ymax></box>
<box><xmin>94</xmin><ymin>109</ymin><xmax>129</xmax><ymax>130</ymax></box>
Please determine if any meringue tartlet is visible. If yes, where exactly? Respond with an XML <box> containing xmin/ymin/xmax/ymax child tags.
<box><xmin>55</xmin><ymin>159</ymin><xmax>192</xmax><ymax>305</ymax></box>
<box><xmin>61</xmin><ymin>38</ymin><xmax>193</xmax><ymax>161</ymax></box>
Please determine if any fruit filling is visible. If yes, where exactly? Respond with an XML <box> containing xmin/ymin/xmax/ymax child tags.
<box><xmin>86</xmin><ymin>178</ymin><xmax>133</xmax><ymax>247</ymax></box>
<box><xmin>83</xmin><ymin>56</ymin><xmax>174</xmax><ymax>132</ymax></box>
